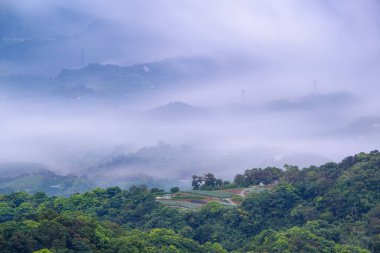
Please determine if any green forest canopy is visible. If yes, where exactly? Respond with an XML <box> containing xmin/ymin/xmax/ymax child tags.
<box><xmin>0</xmin><ymin>150</ymin><xmax>379</xmax><ymax>252</ymax></box>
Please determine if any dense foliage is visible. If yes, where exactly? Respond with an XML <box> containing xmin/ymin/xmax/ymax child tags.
<box><xmin>191</xmin><ymin>173</ymin><xmax>230</xmax><ymax>190</ymax></box>
<box><xmin>0</xmin><ymin>151</ymin><xmax>379</xmax><ymax>252</ymax></box>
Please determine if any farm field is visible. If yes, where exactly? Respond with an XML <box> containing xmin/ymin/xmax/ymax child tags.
<box><xmin>156</xmin><ymin>199</ymin><xmax>203</xmax><ymax>209</ymax></box>
<box><xmin>156</xmin><ymin>186</ymin><xmax>273</xmax><ymax>209</ymax></box>
<box><xmin>181</xmin><ymin>190</ymin><xmax>235</xmax><ymax>198</ymax></box>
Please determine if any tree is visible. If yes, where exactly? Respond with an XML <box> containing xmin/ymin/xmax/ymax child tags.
<box><xmin>192</xmin><ymin>175</ymin><xmax>202</xmax><ymax>190</ymax></box>
<box><xmin>192</xmin><ymin>173</ymin><xmax>226</xmax><ymax>190</ymax></box>
<box><xmin>234</xmin><ymin>174</ymin><xmax>248</xmax><ymax>187</ymax></box>
<box><xmin>204</xmin><ymin>173</ymin><xmax>216</xmax><ymax>188</ymax></box>
<box><xmin>150</xmin><ymin>188</ymin><xmax>164</xmax><ymax>194</ymax></box>
<box><xmin>33</xmin><ymin>249</ymin><xmax>53</xmax><ymax>253</ymax></box>
<box><xmin>242</xmin><ymin>227</ymin><xmax>370</xmax><ymax>253</ymax></box>
<box><xmin>170</xmin><ymin>187</ymin><xmax>180</xmax><ymax>194</ymax></box>
<box><xmin>283</xmin><ymin>164</ymin><xmax>301</xmax><ymax>183</ymax></box>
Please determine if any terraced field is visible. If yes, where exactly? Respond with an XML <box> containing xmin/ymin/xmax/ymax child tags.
<box><xmin>157</xmin><ymin>186</ymin><xmax>273</xmax><ymax>209</ymax></box>
<box><xmin>156</xmin><ymin>199</ymin><xmax>203</xmax><ymax>209</ymax></box>
<box><xmin>182</xmin><ymin>190</ymin><xmax>235</xmax><ymax>198</ymax></box>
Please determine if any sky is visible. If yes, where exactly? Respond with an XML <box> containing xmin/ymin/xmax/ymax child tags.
<box><xmin>2</xmin><ymin>1</ymin><xmax>380</xmax><ymax>71</ymax></box>
<box><xmin>0</xmin><ymin>0</ymin><xmax>379</xmax><ymax>179</ymax></box>
<box><xmin>1</xmin><ymin>0</ymin><xmax>379</xmax><ymax>97</ymax></box>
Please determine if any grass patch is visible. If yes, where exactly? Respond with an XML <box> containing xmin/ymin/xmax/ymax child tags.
<box><xmin>182</xmin><ymin>190</ymin><xmax>235</xmax><ymax>198</ymax></box>
<box><xmin>231</xmin><ymin>195</ymin><xmax>244</xmax><ymax>203</ymax></box>
<box><xmin>157</xmin><ymin>200</ymin><xmax>203</xmax><ymax>209</ymax></box>
<box><xmin>172</xmin><ymin>195</ymin><xmax>206</xmax><ymax>200</ymax></box>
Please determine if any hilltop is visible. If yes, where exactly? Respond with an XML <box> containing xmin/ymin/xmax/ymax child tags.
<box><xmin>0</xmin><ymin>150</ymin><xmax>378</xmax><ymax>252</ymax></box>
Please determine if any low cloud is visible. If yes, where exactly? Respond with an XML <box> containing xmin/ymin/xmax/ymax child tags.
<box><xmin>0</xmin><ymin>0</ymin><xmax>379</xmax><ymax>179</ymax></box>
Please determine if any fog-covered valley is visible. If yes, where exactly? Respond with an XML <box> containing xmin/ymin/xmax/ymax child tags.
<box><xmin>0</xmin><ymin>0</ymin><xmax>380</xmax><ymax>192</ymax></box>
<box><xmin>1</xmin><ymin>71</ymin><xmax>379</xmax><ymax>191</ymax></box>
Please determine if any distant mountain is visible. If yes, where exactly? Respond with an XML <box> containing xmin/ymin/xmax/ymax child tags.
<box><xmin>146</xmin><ymin>101</ymin><xmax>206</xmax><ymax>119</ymax></box>
<box><xmin>0</xmin><ymin>162</ymin><xmax>94</xmax><ymax>196</ymax></box>
<box><xmin>85</xmin><ymin>142</ymin><xmax>202</xmax><ymax>179</ymax></box>
<box><xmin>84</xmin><ymin>142</ymin><xmax>312</xmax><ymax>181</ymax></box>
<box><xmin>0</xmin><ymin>57</ymin><xmax>219</xmax><ymax>101</ymax></box>
<box><xmin>0</xmin><ymin>12</ymin><xmax>222</xmax><ymax>78</ymax></box>
<box><xmin>0</xmin><ymin>162</ymin><xmax>47</xmax><ymax>177</ymax></box>
<box><xmin>268</xmin><ymin>92</ymin><xmax>355</xmax><ymax>111</ymax></box>
<box><xmin>55</xmin><ymin>57</ymin><xmax>218</xmax><ymax>93</ymax></box>
<box><xmin>0</xmin><ymin>161</ymin><xmax>181</xmax><ymax>194</ymax></box>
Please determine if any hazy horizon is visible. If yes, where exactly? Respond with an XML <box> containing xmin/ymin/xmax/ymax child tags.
<box><xmin>0</xmin><ymin>0</ymin><xmax>379</xmax><ymax>181</ymax></box>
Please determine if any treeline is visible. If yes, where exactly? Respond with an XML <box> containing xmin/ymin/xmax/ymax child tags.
<box><xmin>191</xmin><ymin>166</ymin><xmax>283</xmax><ymax>190</ymax></box>
<box><xmin>234</xmin><ymin>166</ymin><xmax>283</xmax><ymax>186</ymax></box>
<box><xmin>0</xmin><ymin>151</ymin><xmax>379</xmax><ymax>252</ymax></box>
<box><xmin>191</xmin><ymin>173</ymin><xmax>231</xmax><ymax>190</ymax></box>
<box><xmin>192</xmin><ymin>164</ymin><xmax>306</xmax><ymax>191</ymax></box>
<box><xmin>0</xmin><ymin>186</ymin><xmax>226</xmax><ymax>253</ymax></box>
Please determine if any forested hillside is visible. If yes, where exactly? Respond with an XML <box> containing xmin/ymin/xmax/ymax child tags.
<box><xmin>0</xmin><ymin>151</ymin><xmax>379</xmax><ymax>252</ymax></box>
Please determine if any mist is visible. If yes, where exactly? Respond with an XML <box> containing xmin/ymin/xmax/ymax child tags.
<box><xmin>0</xmin><ymin>0</ymin><xmax>379</xmax><ymax>186</ymax></box>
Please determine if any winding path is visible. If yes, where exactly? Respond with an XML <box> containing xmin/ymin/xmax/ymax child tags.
<box><xmin>224</xmin><ymin>198</ymin><xmax>237</xmax><ymax>206</ymax></box>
